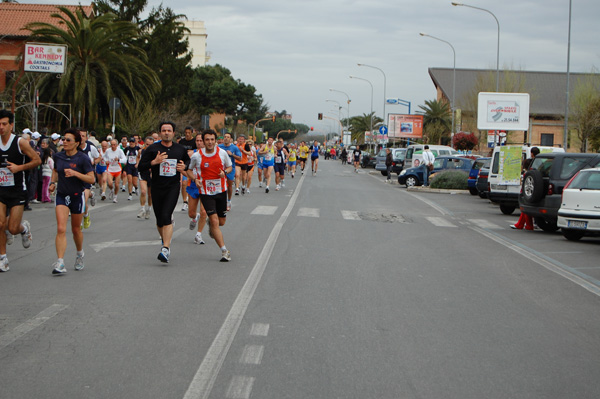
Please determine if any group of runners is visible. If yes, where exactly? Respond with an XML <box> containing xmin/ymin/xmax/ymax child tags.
<box><xmin>0</xmin><ymin>109</ymin><xmax>329</xmax><ymax>274</ymax></box>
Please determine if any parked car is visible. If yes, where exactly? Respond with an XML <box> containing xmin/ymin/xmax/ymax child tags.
<box><xmin>476</xmin><ymin>166</ymin><xmax>490</xmax><ymax>198</ymax></box>
<box><xmin>375</xmin><ymin>148</ymin><xmax>407</xmax><ymax>176</ymax></box>
<box><xmin>404</xmin><ymin>144</ymin><xmax>460</xmax><ymax>169</ymax></box>
<box><xmin>360</xmin><ymin>150</ymin><xmax>377</xmax><ymax>168</ymax></box>
<box><xmin>468</xmin><ymin>157</ymin><xmax>491</xmax><ymax>195</ymax></box>
<box><xmin>557</xmin><ymin>168</ymin><xmax>600</xmax><ymax>241</ymax></box>
<box><xmin>519</xmin><ymin>153</ymin><xmax>600</xmax><ymax>232</ymax></box>
<box><xmin>398</xmin><ymin>156</ymin><xmax>475</xmax><ymax>187</ymax></box>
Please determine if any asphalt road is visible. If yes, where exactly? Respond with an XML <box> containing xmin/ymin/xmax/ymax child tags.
<box><xmin>1</xmin><ymin>160</ymin><xmax>600</xmax><ymax>399</ymax></box>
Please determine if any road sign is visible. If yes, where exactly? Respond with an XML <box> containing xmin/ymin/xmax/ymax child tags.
<box><xmin>109</xmin><ymin>97</ymin><xmax>121</xmax><ymax>110</ymax></box>
<box><xmin>378</xmin><ymin>125</ymin><xmax>388</xmax><ymax>135</ymax></box>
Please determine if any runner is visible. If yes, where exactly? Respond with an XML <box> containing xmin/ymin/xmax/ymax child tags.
<box><xmin>96</xmin><ymin>140</ymin><xmax>108</xmax><ymax>200</ymax></box>
<box><xmin>0</xmin><ymin>110</ymin><xmax>40</xmax><ymax>272</ymax></box>
<box><xmin>258</xmin><ymin>136</ymin><xmax>275</xmax><ymax>193</ymax></box>
<box><xmin>256</xmin><ymin>141</ymin><xmax>265</xmax><ymax>188</ymax></box>
<box><xmin>49</xmin><ymin>128</ymin><xmax>95</xmax><ymax>274</ymax></box>
<box><xmin>274</xmin><ymin>139</ymin><xmax>288</xmax><ymax>191</ymax></box>
<box><xmin>123</xmin><ymin>137</ymin><xmax>140</xmax><ymax>201</ymax></box>
<box><xmin>103</xmin><ymin>139</ymin><xmax>127</xmax><ymax>203</ymax></box>
<box><xmin>309</xmin><ymin>140</ymin><xmax>320</xmax><ymax>176</ymax></box>
<box><xmin>218</xmin><ymin>132</ymin><xmax>241</xmax><ymax>210</ymax></box>
<box><xmin>235</xmin><ymin>134</ymin><xmax>252</xmax><ymax>195</ymax></box>
<box><xmin>79</xmin><ymin>129</ymin><xmax>101</xmax><ymax>228</ymax></box>
<box><xmin>287</xmin><ymin>143</ymin><xmax>297</xmax><ymax>178</ymax></box>
<box><xmin>352</xmin><ymin>146</ymin><xmax>362</xmax><ymax>173</ymax></box>
<box><xmin>186</xmin><ymin>133</ymin><xmax>209</xmax><ymax>244</ymax></box>
<box><xmin>193</xmin><ymin>129</ymin><xmax>232</xmax><ymax>261</ymax></box>
<box><xmin>297</xmin><ymin>141</ymin><xmax>309</xmax><ymax>175</ymax></box>
<box><xmin>137</xmin><ymin>135</ymin><xmax>154</xmax><ymax>219</ymax></box>
<box><xmin>138</xmin><ymin>121</ymin><xmax>190</xmax><ymax>263</ymax></box>
<box><xmin>119</xmin><ymin>136</ymin><xmax>128</xmax><ymax>192</ymax></box>
<box><xmin>245</xmin><ymin>139</ymin><xmax>256</xmax><ymax>193</ymax></box>
<box><xmin>178</xmin><ymin>126</ymin><xmax>196</xmax><ymax>211</ymax></box>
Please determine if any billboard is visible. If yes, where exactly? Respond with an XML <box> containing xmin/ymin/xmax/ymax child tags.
<box><xmin>477</xmin><ymin>92</ymin><xmax>530</xmax><ymax>131</ymax></box>
<box><xmin>24</xmin><ymin>43</ymin><xmax>67</xmax><ymax>74</ymax></box>
<box><xmin>387</xmin><ymin>114</ymin><xmax>423</xmax><ymax>139</ymax></box>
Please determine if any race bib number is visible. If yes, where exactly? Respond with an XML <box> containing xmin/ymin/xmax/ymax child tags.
<box><xmin>205</xmin><ymin>179</ymin><xmax>222</xmax><ymax>195</ymax></box>
<box><xmin>275</xmin><ymin>156</ymin><xmax>282</xmax><ymax>164</ymax></box>
<box><xmin>265</xmin><ymin>152</ymin><xmax>273</xmax><ymax>161</ymax></box>
<box><xmin>0</xmin><ymin>168</ymin><xmax>15</xmax><ymax>187</ymax></box>
<box><xmin>159</xmin><ymin>159</ymin><xmax>177</xmax><ymax>177</ymax></box>
<box><xmin>128</xmin><ymin>155</ymin><xmax>137</xmax><ymax>164</ymax></box>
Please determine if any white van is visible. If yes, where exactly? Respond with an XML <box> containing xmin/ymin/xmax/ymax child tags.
<box><xmin>404</xmin><ymin>145</ymin><xmax>460</xmax><ymax>169</ymax></box>
<box><xmin>487</xmin><ymin>144</ymin><xmax>565</xmax><ymax>214</ymax></box>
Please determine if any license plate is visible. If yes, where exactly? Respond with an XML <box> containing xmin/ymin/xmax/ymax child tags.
<box><xmin>568</xmin><ymin>220</ymin><xmax>588</xmax><ymax>229</ymax></box>
<box><xmin>492</xmin><ymin>185</ymin><xmax>507</xmax><ymax>190</ymax></box>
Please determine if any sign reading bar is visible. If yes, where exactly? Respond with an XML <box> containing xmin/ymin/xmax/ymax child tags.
<box><xmin>477</xmin><ymin>92</ymin><xmax>530</xmax><ymax>131</ymax></box>
<box><xmin>24</xmin><ymin>43</ymin><xmax>67</xmax><ymax>74</ymax></box>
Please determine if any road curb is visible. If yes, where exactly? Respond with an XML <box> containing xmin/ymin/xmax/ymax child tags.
<box><xmin>406</xmin><ymin>186</ymin><xmax>470</xmax><ymax>195</ymax></box>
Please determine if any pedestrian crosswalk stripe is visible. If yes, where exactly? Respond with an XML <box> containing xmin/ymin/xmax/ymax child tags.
<box><xmin>341</xmin><ymin>210</ymin><xmax>361</xmax><ymax>220</ymax></box>
<box><xmin>469</xmin><ymin>219</ymin><xmax>502</xmax><ymax>229</ymax></box>
<box><xmin>426</xmin><ymin>216</ymin><xmax>457</xmax><ymax>227</ymax></box>
<box><xmin>251</xmin><ymin>206</ymin><xmax>277</xmax><ymax>215</ymax></box>
<box><xmin>298</xmin><ymin>207</ymin><xmax>320</xmax><ymax>217</ymax></box>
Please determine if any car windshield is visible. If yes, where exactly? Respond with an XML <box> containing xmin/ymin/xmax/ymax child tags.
<box><xmin>473</xmin><ymin>159</ymin><xmax>489</xmax><ymax>170</ymax></box>
<box><xmin>560</xmin><ymin>157</ymin><xmax>590</xmax><ymax>180</ymax></box>
<box><xmin>568</xmin><ymin>170</ymin><xmax>600</xmax><ymax>190</ymax></box>
<box><xmin>377</xmin><ymin>149</ymin><xmax>386</xmax><ymax>157</ymax></box>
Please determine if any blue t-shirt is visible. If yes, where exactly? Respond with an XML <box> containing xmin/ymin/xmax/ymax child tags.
<box><xmin>310</xmin><ymin>145</ymin><xmax>320</xmax><ymax>158</ymax></box>
<box><xmin>53</xmin><ymin>150</ymin><xmax>94</xmax><ymax>196</ymax></box>
<box><xmin>218</xmin><ymin>143</ymin><xmax>241</xmax><ymax>180</ymax></box>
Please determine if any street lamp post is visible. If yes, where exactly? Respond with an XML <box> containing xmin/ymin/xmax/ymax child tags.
<box><xmin>329</xmin><ymin>88</ymin><xmax>351</xmax><ymax>131</ymax></box>
<box><xmin>420</xmin><ymin>33</ymin><xmax>456</xmax><ymax>138</ymax></box>
<box><xmin>349</xmin><ymin>75</ymin><xmax>374</xmax><ymax>145</ymax></box>
<box><xmin>326</xmin><ymin>99</ymin><xmax>343</xmax><ymax>136</ymax></box>
<box><xmin>452</xmin><ymin>2</ymin><xmax>500</xmax><ymax>92</ymax></box>
<box><xmin>357</xmin><ymin>63</ymin><xmax>386</xmax><ymax>128</ymax></box>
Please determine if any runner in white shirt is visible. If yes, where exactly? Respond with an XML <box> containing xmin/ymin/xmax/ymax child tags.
<box><xmin>103</xmin><ymin>139</ymin><xmax>127</xmax><ymax>202</ymax></box>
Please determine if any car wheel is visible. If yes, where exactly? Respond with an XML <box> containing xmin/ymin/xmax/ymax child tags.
<box><xmin>405</xmin><ymin>176</ymin><xmax>418</xmax><ymax>188</ymax></box>
<box><xmin>469</xmin><ymin>187</ymin><xmax>478</xmax><ymax>195</ymax></box>
<box><xmin>499</xmin><ymin>204</ymin><xmax>515</xmax><ymax>215</ymax></box>
<box><xmin>522</xmin><ymin>170</ymin><xmax>545</xmax><ymax>203</ymax></box>
<box><xmin>478</xmin><ymin>191</ymin><xmax>487</xmax><ymax>199</ymax></box>
<box><xmin>381</xmin><ymin>171</ymin><xmax>388</xmax><ymax>176</ymax></box>
<box><xmin>562</xmin><ymin>228</ymin><xmax>585</xmax><ymax>241</ymax></box>
<box><xmin>534</xmin><ymin>217</ymin><xmax>559</xmax><ymax>232</ymax></box>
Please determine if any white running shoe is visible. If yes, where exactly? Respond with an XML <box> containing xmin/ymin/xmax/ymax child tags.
<box><xmin>0</xmin><ymin>257</ymin><xmax>9</xmax><ymax>272</ymax></box>
<box><xmin>194</xmin><ymin>234</ymin><xmax>205</xmax><ymax>245</ymax></box>
<box><xmin>227</xmin><ymin>201</ymin><xmax>232</xmax><ymax>211</ymax></box>
<box><xmin>220</xmin><ymin>250</ymin><xmax>231</xmax><ymax>262</ymax></box>
<box><xmin>101</xmin><ymin>192</ymin><xmax>106</xmax><ymax>201</ymax></box>
<box><xmin>121</xmin><ymin>185</ymin><xmax>126</xmax><ymax>192</ymax></box>
<box><xmin>235</xmin><ymin>188</ymin><xmax>240</xmax><ymax>196</ymax></box>
<box><xmin>90</xmin><ymin>191</ymin><xmax>96</xmax><ymax>206</ymax></box>
<box><xmin>21</xmin><ymin>220</ymin><xmax>32</xmax><ymax>249</ymax></box>
<box><xmin>52</xmin><ymin>260</ymin><xmax>66</xmax><ymax>275</ymax></box>
<box><xmin>145</xmin><ymin>209</ymin><xmax>151</xmax><ymax>219</ymax></box>
<box><xmin>275</xmin><ymin>184</ymin><xmax>280</xmax><ymax>191</ymax></box>
<box><xmin>108</xmin><ymin>191</ymin><xmax>114</xmax><ymax>200</ymax></box>
<box><xmin>74</xmin><ymin>254</ymin><xmax>84</xmax><ymax>271</ymax></box>
<box><xmin>137</xmin><ymin>208</ymin><xmax>146</xmax><ymax>218</ymax></box>
<box><xmin>6</xmin><ymin>231</ymin><xmax>13</xmax><ymax>245</ymax></box>
<box><xmin>182</xmin><ymin>202</ymin><xmax>188</xmax><ymax>211</ymax></box>
<box><xmin>246</xmin><ymin>189</ymin><xmax>250</xmax><ymax>194</ymax></box>
<box><xmin>259</xmin><ymin>181</ymin><xmax>263</xmax><ymax>188</ymax></box>
<box><xmin>281</xmin><ymin>182</ymin><xmax>285</xmax><ymax>187</ymax></box>
<box><xmin>157</xmin><ymin>247</ymin><xmax>170</xmax><ymax>263</ymax></box>
<box><xmin>128</xmin><ymin>195</ymin><xmax>132</xmax><ymax>201</ymax></box>
<box><xmin>113</xmin><ymin>196</ymin><xmax>118</xmax><ymax>203</ymax></box>
<box><xmin>189</xmin><ymin>213</ymin><xmax>199</xmax><ymax>230</ymax></box>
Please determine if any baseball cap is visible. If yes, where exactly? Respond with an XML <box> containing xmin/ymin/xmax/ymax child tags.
<box><xmin>51</xmin><ymin>133</ymin><xmax>60</xmax><ymax>140</ymax></box>
<box><xmin>128</xmin><ymin>137</ymin><xmax>135</xmax><ymax>142</ymax></box>
<box><xmin>22</xmin><ymin>128</ymin><xmax>32</xmax><ymax>134</ymax></box>
<box><xmin>32</xmin><ymin>132</ymin><xmax>41</xmax><ymax>139</ymax></box>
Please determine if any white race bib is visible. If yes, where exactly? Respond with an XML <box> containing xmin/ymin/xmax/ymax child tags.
<box><xmin>275</xmin><ymin>156</ymin><xmax>282</xmax><ymax>164</ymax></box>
<box><xmin>128</xmin><ymin>155</ymin><xmax>137</xmax><ymax>164</ymax></box>
<box><xmin>205</xmin><ymin>179</ymin><xmax>222</xmax><ymax>195</ymax></box>
<box><xmin>0</xmin><ymin>168</ymin><xmax>15</xmax><ymax>187</ymax></box>
<box><xmin>159</xmin><ymin>159</ymin><xmax>177</xmax><ymax>177</ymax></box>
<box><xmin>265</xmin><ymin>152</ymin><xmax>273</xmax><ymax>161</ymax></box>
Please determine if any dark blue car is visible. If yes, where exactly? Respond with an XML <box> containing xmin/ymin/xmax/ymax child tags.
<box><xmin>398</xmin><ymin>156</ymin><xmax>475</xmax><ymax>187</ymax></box>
<box><xmin>468</xmin><ymin>157</ymin><xmax>491</xmax><ymax>195</ymax></box>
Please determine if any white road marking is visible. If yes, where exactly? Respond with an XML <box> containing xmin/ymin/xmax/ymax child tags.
<box><xmin>341</xmin><ymin>210</ymin><xmax>361</xmax><ymax>220</ymax></box>
<box><xmin>426</xmin><ymin>217</ymin><xmax>457</xmax><ymax>227</ymax></box>
<box><xmin>469</xmin><ymin>219</ymin><xmax>502</xmax><ymax>229</ymax></box>
<box><xmin>298</xmin><ymin>207</ymin><xmax>319</xmax><ymax>217</ymax></box>
<box><xmin>183</xmin><ymin>174</ymin><xmax>307</xmax><ymax>399</ymax></box>
<box><xmin>239</xmin><ymin>345</ymin><xmax>264</xmax><ymax>365</ymax></box>
<box><xmin>0</xmin><ymin>304</ymin><xmax>68</xmax><ymax>350</ymax></box>
<box><xmin>90</xmin><ymin>228</ymin><xmax>186</xmax><ymax>252</ymax></box>
<box><xmin>225</xmin><ymin>376</ymin><xmax>255</xmax><ymax>399</ymax></box>
<box><xmin>251</xmin><ymin>206</ymin><xmax>278</xmax><ymax>215</ymax></box>
<box><xmin>249</xmin><ymin>323</ymin><xmax>269</xmax><ymax>337</ymax></box>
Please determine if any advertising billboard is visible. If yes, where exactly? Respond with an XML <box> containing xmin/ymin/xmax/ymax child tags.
<box><xmin>387</xmin><ymin>114</ymin><xmax>423</xmax><ymax>139</ymax></box>
<box><xmin>477</xmin><ymin>92</ymin><xmax>530</xmax><ymax>131</ymax></box>
<box><xmin>24</xmin><ymin>43</ymin><xmax>67</xmax><ymax>74</ymax></box>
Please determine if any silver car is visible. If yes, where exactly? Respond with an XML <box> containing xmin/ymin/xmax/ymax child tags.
<box><xmin>375</xmin><ymin>148</ymin><xmax>406</xmax><ymax>176</ymax></box>
<box><xmin>557</xmin><ymin>167</ymin><xmax>600</xmax><ymax>241</ymax></box>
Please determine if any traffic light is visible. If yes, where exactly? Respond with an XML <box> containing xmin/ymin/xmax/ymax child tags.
<box><xmin>318</xmin><ymin>113</ymin><xmax>323</xmax><ymax>120</ymax></box>
<box><xmin>272</xmin><ymin>115</ymin><xmax>276</xmax><ymax>122</ymax></box>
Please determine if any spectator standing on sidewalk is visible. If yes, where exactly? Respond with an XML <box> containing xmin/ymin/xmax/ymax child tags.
<box><xmin>422</xmin><ymin>145</ymin><xmax>435</xmax><ymax>187</ymax></box>
<box><xmin>385</xmin><ymin>148</ymin><xmax>393</xmax><ymax>183</ymax></box>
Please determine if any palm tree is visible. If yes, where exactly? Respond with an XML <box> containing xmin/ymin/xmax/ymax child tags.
<box><xmin>350</xmin><ymin>112</ymin><xmax>383</xmax><ymax>144</ymax></box>
<box><xmin>27</xmin><ymin>6</ymin><xmax>161</xmax><ymax>127</ymax></box>
<box><xmin>417</xmin><ymin>99</ymin><xmax>451</xmax><ymax>144</ymax></box>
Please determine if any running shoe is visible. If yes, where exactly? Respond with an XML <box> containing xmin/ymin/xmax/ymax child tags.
<box><xmin>235</xmin><ymin>188</ymin><xmax>239</xmax><ymax>196</ymax></box>
<box><xmin>265</xmin><ymin>187</ymin><xmax>269</xmax><ymax>193</ymax></box>
<box><xmin>227</xmin><ymin>200</ymin><xmax>232</xmax><ymax>211</ymax></box>
<box><xmin>83</xmin><ymin>214</ymin><xmax>91</xmax><ymax>229</ymax></box>
<box><xmin>157</xmin><ymin>247</ymin><xmax>170</xmax><ymax>263</ymax></box>
<box><xmin>241</xmin><ymin>187</ymin><xmax>246</xmax><ymax>195</ymax></box>
<box><xmin>90</xmin><ymin>191</ymin><xmax>96</xmax><ymax>206</ymax></box>
<box><xmin>137</xmin><ymin>208</ymin><xmax>146</xmax><ymax>218</ymax></box>
<box><xmin>74</xmin><ymin>254</ymin><xmax>84</xmax><ymax>271</ymax></box>
<box><xmin>0</xmin><ymin>257</ymin><xmax>9</xmax><ymax>272</ymax></box>
<box><xmin>189</xmin><ymin>213</ymin><xmax>199</xmax><ymax>230</ymax></box>
<box><xmin>21</xmin><ymin>220</ymin><xmax>32</xmax><ymax>249</ymax></box>
<box><xmin>145</xmin><ymin>209</ymin><xmax>151</xmax><ymax>219</ymax></box>
<box><xmin>6</xmin><ymin>231</ymin><xmax>13</xmax><ymax>245</ymax></box>
<box><xmin>220</xmin><ymin>250</ymin><xmax>231</xmax><ymax>262</ymax></box>
<box><xmin>113</xmin><ymin>196</ymin><xmax>118</xmax><ymax>203</ymax></box>
<box><xmin>275</xmin><ymin>184</ymin><xmax>280</xmax><ymax>191</ymax></box>
<box><xmin>292</xmin><ymin>173</ymin><xmax>294</xmax><ymax>178</ymax></box>
<box><xmin>128</xmin><ymin>194</ymin><xmax>132</xmax><ymax>201</ymax></box>
<box><xmin>31</xmin><ymin>199</ymin><xmax>40</xmax><ymax>204</ymax></box>
<box><xmin>121</xmin><ymin>185</ymin><xmax>126</xmax><ymax>192</ymax></box>
<box><xmin>281</xmin><ymin>182</ymin><xmax>285</xmax><ymax>188</ymax></box>
<box><xmin>301</xmin><ymin>170</ymin><xmax>304</xmax><ymax>175</ymax></box>
<box><xmin>182</xmin><ymin>202</ymin><xmax>188</xmax><ymax>211</ymax></box>
<box><xmin>101</xmin><ymin>192</ymin><xmax>106</xmax><ymax>201</ymax></box>
<box><xmin>52</xmin><ymin>260</ymin><xmax>66</xmax><ymax>275</ymax></box>
<box><xmin>194</xmin><ymin>234</ymin><xmax>205</xmax><ymax>245</ymax></box>
<box><xmin>108</xmin><ymin>191</ymin><xmax>114</xmax><ymax>200</ymax></box>
<box><xmin>246</xmin><ymin>189</ymin><xmax>250</xmax><ymax>194</ymax></box>
<box><xmin>259</xmin><ymin>181</ymin><xmax>263</xmax><ymax>188</ymax></box>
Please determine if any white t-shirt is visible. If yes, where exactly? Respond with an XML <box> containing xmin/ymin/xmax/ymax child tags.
<box><xmin>422</xmin><ymin>150</ymin><xmax>435</xmax><ymax>166</ymax></box>
<box><xmin>103</xmin><ymin>147</ymin><xmax>126</xmax><ymax>173</ymax></box>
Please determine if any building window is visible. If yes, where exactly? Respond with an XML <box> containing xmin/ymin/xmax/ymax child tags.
<box><xmin>540</xmin><ymin>133</ymin><xmax>554</xmax><ymax>146</ymax></box>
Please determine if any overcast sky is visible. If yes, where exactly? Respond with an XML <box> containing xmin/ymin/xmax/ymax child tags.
<box><xmin>29</xmin><ymin>0</ymin><xmax>600</xmax><ymax>131</ymax></box>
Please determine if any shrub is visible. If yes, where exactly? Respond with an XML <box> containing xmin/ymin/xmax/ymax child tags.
<box><xmin>429</xmin><ymin>170</ymin><xmax>468</xmax><ymax>189</ymax></box>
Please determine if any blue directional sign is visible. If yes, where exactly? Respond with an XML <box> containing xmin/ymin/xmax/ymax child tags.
<box><xmin>379</xmin><ymin>125</ymin><xmax>388</xmax><ymax>135</ymax></box>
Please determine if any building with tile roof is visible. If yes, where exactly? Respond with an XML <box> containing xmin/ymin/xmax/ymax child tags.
<box><xmin>0</xmin><ymin>3</ymin><xmax>94</xmax><ymax>91</ymax></box>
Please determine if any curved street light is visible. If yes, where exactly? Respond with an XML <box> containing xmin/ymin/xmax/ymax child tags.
<box><xmin>358</xmin><ymin>63</ymin><xmax>387</xmax><ymax>127</ymax></box>
<box><xmin>452</xmin><ymin>2</ymin><xmax>500</xmax><ymax>92</ymax></box>
<box><xmin>349</xmin><ymin>75</ymin><xmax>374</xmax><ymax>143</ymax></box>
<box><xmin>420</xmin><ymin>32</ymin><xmax>456</xmax><ymax>138</ymax></box>
<box><xmin>329</xmin><ymin>88</ymin><xmax>351</xmax><ymax>130</ymax></box>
